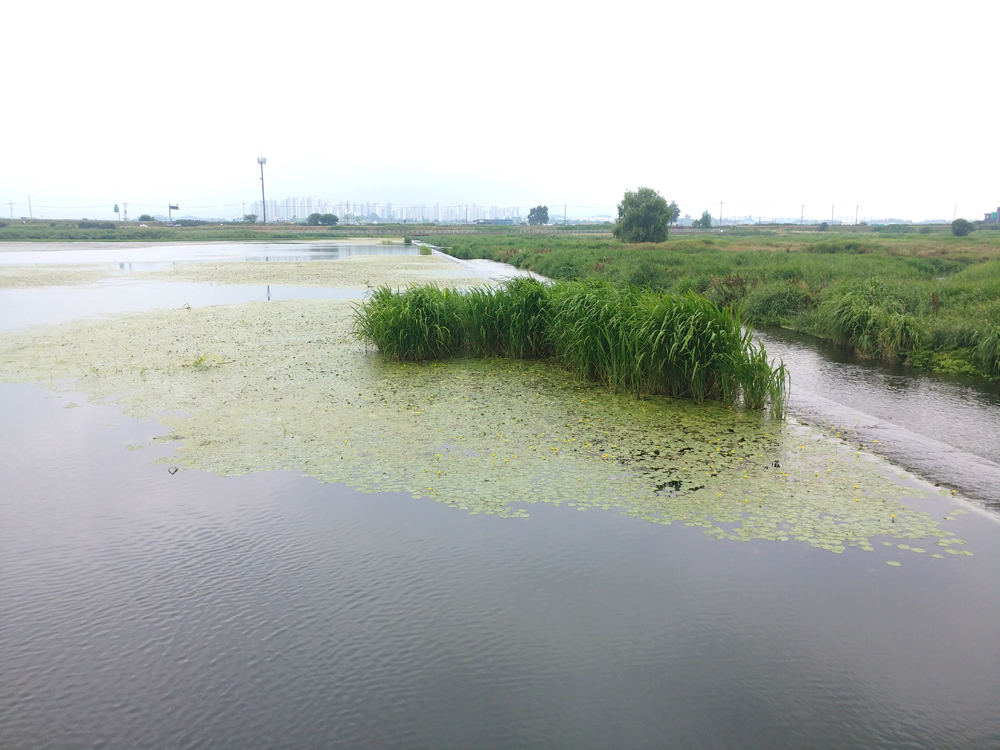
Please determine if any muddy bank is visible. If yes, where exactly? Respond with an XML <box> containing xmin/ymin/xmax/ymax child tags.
<box><xmin>0</xmin><ymin>264</ymin><xmax>117</xmax><ymax>289</ymax></box>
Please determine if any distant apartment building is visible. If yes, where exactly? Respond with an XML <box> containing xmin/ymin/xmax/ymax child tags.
<box><xmin>249</xmin><ymin>196</ymin><xmax>522</xmax><ymax>223</ymax></box>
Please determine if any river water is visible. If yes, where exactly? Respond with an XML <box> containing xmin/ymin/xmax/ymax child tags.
<box><xmin>1</xmin><ymin>245</ymin><xmax>999</xmax><ymax>749</ymax></box>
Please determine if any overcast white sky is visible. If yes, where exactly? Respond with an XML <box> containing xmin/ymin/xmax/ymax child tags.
<box><xmin>2</xmin><ymin>0</ymin><xmax>997</xmax><ymax>222</ymax></box>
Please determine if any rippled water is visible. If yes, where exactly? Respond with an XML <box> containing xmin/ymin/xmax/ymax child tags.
<box><xmin>757</xmin><ymin>328</ymin><xmax>1000</xmax><ymax>507</ymax></box>
<box><xmin>3</xmin><ymin>248</ymin><xmax>1000</xmax><ymax>747</ymax></box>
<box><xmin>2</xmin><ymin>383</ymin><xmax>999</xmax><ymax>749</ymax></box>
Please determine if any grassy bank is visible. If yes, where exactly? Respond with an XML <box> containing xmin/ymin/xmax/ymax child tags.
<box><xmin>421</xmin><ymin>232</ymin><xmax>1000</xmax><ymax>382</ymax></box>
<box><xmin>353</xmin><ymin>279</ymin><xmax>788</xmax><ymax>415</ymax></box>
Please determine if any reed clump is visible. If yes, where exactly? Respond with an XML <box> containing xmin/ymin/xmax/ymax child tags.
<box><xmin>352</xmin><ymin>284</ymin><xmax>465</xmax><ymax>361</ymax></box>
<box><xmin>353</xmin><ymin>279</ymin><xmax>788</xmax><ymax>415</ymax></box>
<box><xmin>464</xmin><ymin>277</ymin><xmax>552</xmax><ymax>359</ymax></box>
<box><xmin>815</xmin><ymin>277</ymin><xmax>921</xmax><ymax>362</ymax></box>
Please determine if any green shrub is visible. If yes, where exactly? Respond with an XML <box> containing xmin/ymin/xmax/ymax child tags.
<box><xmin>952</xmin><ymin>218</ymin><xmax>974</xmax><ymax>237</ymax></box>
<box><xmin>806</xmin><ymin>240</ymin><xmax>872</xmax><ymax>254</ymax></box>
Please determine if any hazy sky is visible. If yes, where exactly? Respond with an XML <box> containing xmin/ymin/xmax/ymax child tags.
<box><xmin>2</xmin><ymin>0</ymin><xmax>997</xmax><ymax>222</ymax></box>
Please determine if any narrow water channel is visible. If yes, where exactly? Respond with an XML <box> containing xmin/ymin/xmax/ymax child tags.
<box><xmin>757</xmin><ymin>327</ymin><xmax>1000</xmax><ymax>508</ymax></box>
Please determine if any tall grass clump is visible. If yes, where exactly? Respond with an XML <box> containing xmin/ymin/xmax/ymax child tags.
<box><xmin>353</xmin><ymin>280</ymin><xmax>789</xmax><ymax>415</ymax></box>
<box><xmin>815</xmin><ymin>277</ymin><xmax>920</xmax><ymax>361</ymax></box>
<box><xmin>464</xmin><ymin>277</ymin><xmax>551</xmax><ymax>359</ymax></box>
<box><xmin>740</xmin><ymin>281</ymin><xmax>814</xmax><ymax>326</ymax></box>
<box><xmin>548</xmin><ymin>280</ymin><xmax>787</xmax><ymax>412</ymax></box>
<box><xmin>352</xmin><ymin>285</ymin><xmax>464</xmax><ymax>361</ymax></box>
<box><xmin>976</xmin><ymin>325</ymin><xmax>1000</xmax><ymax>379</ymax></box>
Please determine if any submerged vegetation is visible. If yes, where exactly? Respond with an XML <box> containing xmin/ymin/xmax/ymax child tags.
<box><xmin>422</xmin><ymin>232</ymin><xmax>1000</xmax><ymax>381</ymax></box>
<box><xmin>353</xmin><ymin>278</ymin><xmax>788</xmax><ymax>415</ymax></box>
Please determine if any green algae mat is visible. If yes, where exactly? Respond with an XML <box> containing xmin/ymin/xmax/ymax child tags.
<box><xmin>0</xmin><ymin>298</ymin><xmax>969</xmax><ymax>561</ymax></box>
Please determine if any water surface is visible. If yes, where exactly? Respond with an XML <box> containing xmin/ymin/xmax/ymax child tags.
<box><xmin>0</xmin><ymin>242</ymin><xmax>418</xmax><ymax>268</ymax></box>
<box><xmin>758</xmin><ymin>327</ymin><xmax>1000</xmax><ymax>506</ymax></box>
<box><xmin>1</xmin><ymin>383</ymin><xmax>998</xmax><ymax>750</ymax></box>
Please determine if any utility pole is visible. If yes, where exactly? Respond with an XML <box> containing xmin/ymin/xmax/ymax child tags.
<box><xmin>831</xmin><ymin>205</ymin><xmax>834</xmax><ymax>221</ymax></box>
<box><xmin>8</xmin><ymin>201</ymin><xmax>12</xmax><ymax>220</ymax></box>
<box><xmin>855</xmin><ymin>204</ymin><xmax>859</xmax><ymax>225</ymax></box>
<box><xmin>800</xmin><ymin>205</ymin><xmax>804</xmax><ymax>225</ymax></box>
<box><xmin>719</xmin><ymin>200</ymin><xmax>723</xmax><ymax>227</ymax></box>
<box><xmin>27</xmin><ymin>195</ymin><xmax>32</xmax><ymax>220</ymax></box>
<box><xmin>953</xmin><ymin>204</ymin><xmax>957</xmax><ymax>221</ymax></box>
<box><xmin>564</xmin><ymin>203</ymin><xmax>567</xmax><ymax>225</ymax></box>
<box><xmin>257</xmin><ymin>155</ymin><xmax>267</xmax><ymax>223</ymax></box>
<box><xmin>122</xmin><ymin>202</ymin><xmax>128</xmax><ymax>224</ymax></box>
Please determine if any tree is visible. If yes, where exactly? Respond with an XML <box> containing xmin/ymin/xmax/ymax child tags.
<box><xmin>612</xmin><ymin>187</ymin><xmax>677</xmax><ymax>243</ymax></box>
<box><xmin>692</xmin><ymin>211</ymin><xmax>713</xmax><ymax>229</ymax></box>
<box><xmin>951</xmin><ymin>218</ymin><xmax>974</xmax><ymax>237</ymax></box>
<box><xmin>307</xmin><ymin>212</ymin><xmax>339</xmax><ymax>226</ymax></box>
<box><xmin>527</xmin><ymin>205</ymin><xmax>549</xmax><ymax>226</ymax></box>
<box><xmin>138</xmin><ymin>214</ymin><xmax>154</xmax><ymax>221</ymax></box>
<box><xmin>243</xmin><ymin>214</ymin><xmax>258</xmax><ymax>224</ymax></box>
<box><xmin>666</xmin><ymin>200</ymin><xmax>680</xmax><ymax>225</ymax></box>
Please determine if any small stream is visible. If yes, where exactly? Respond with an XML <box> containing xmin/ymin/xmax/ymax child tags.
<box><xmin>757</xmin><ymin>327</ymin><xmax>1000</xmax><ymax>508</ymax></box>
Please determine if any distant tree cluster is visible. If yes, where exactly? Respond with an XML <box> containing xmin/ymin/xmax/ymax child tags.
<box><xmin>527</xmin><ymin>205</ymin><xmax>549</xmax><ymax>226</ymax></box>
<box><xmin>138</xmin><ymin>214</ymin><xmax>154</xmax><ymax>222</ymax></box>
<box><xmin>691</xmin><ymin>211</ymin><xmax>714</xmax><ymax>229</ymax></box>
<box><xmin>307</xmin><ymin>213</ymin><xmax>339</xmax><ymax>226</ymax></box>
<box><xmin>243</xmin><ymin>214</ymin><xmax>258</xmax><ymax>224</ymax></box>
<box><xmin>951</xmin><ymin>218</ymin><xmax>974</xmax><ymax>237</ymax></box>
<box><xmin>613</xmin><ymin>187</ymin><xmax>678</xmax><ymax>243</ymax></box>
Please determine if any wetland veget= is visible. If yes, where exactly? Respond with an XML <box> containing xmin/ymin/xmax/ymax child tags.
<box><xmin>353</xmin><ymin>279</ymin><xmax>788</xmax><ymax>415</ymax></box>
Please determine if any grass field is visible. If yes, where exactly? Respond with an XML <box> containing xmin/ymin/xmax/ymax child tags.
<box><xmin>421</xmin><ymin>231</ymin><xmax>1000</xmax><ymax>381</ymax></box>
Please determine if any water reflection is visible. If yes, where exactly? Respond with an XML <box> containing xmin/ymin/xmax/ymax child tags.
<box><xmin>0</xmin><ymin>242</ymin><xmax>418</xmax><ymax>268</ymax></box>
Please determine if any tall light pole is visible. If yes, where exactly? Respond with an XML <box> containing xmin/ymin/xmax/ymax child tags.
<box><xmin>257</xmin><ymin>155</ymin><xmax>267</xmax><ymax>224</ymax></box>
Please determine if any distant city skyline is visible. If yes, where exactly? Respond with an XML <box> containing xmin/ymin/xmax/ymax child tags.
<box><xmin>2</xmin><ymin>192</ymin><xmax>966</xmax><ymax>227</ymax></box>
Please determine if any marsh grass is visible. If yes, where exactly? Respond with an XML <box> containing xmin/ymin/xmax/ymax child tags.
<box><xmin>354</xmin><ymin>279</ymin><xmax>789</xmax><ymax>415</ymax></box>
<box><xmin>421</xmin><ymin>232</ymin><xmax>1000</xmax><ymax>379</ymax></box>
<box><xmin>464</xmin><ymin>277</ymin><xmax>551</xmax><ymax>359</ymax></box>
<box><xmin>352</xmin><ymin>285</ymin><xmax>465</xmax><ymax>361</ymax></box>
<box><xmin>815</xmin><ymin>278</ymin><xmax>920</xmax><ymax>361</ymax></box>
<box><xmin>976</xmin><ymin>326</ymin><xmax>1000</xmax><ymax>378</ymax></box>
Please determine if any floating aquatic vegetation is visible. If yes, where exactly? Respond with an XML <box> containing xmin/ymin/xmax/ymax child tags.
<box><xmin>0</xmin><ymin>297</ymin><xmax>966</xmax><ymax>557</ymax></box>
<box><xmin>144</xmin><ymin>254</ymin><xmax>485</xmax><ymax>289</ymax></box>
